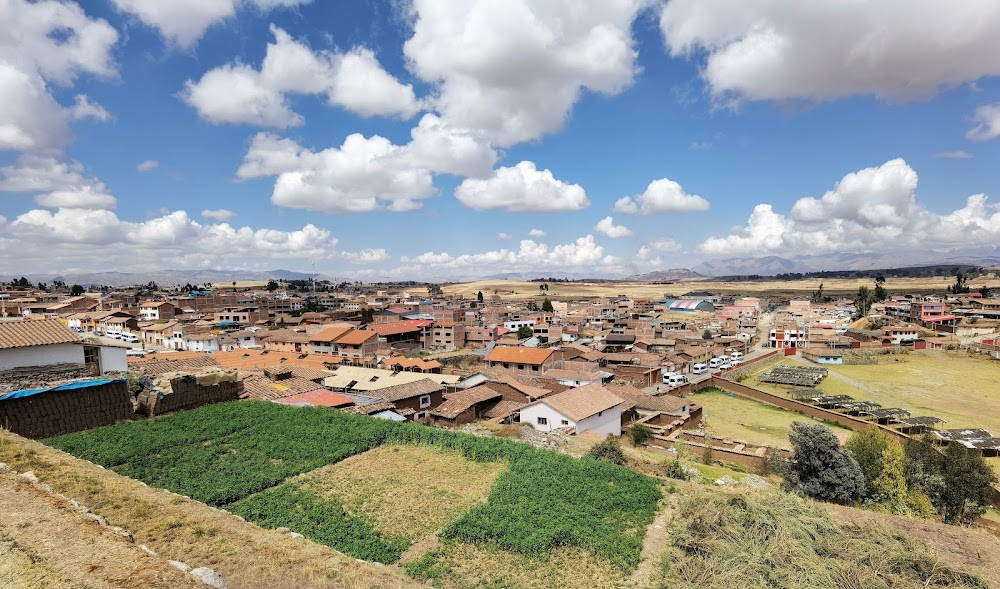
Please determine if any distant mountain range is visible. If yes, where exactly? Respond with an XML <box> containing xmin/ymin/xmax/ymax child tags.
<box><xmin>691</xmin><ymin>248</ymin><xmax>1000</xmax><ymax>277</ymax></box>
<box><xmin>627</xmin><ymin>268</ymin><xmax>706</xmax><ymax>282</ymax></box>
<box><xmin>4</xmin><ymin>269</ymin><xmax>316</xmax><ymax>287</ymax></box>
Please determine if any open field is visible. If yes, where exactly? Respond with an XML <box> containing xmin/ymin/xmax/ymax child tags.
<box><xmin>294</xmin><ymin>445</ymin><xmax>505</xmax><ymax>542</ymax></box>
<box><xmin>441</xmin><ymin>274</ymin><xmax>1000</xmax><ymax>300</ymax></box>
<box><xmin>689</xmin><ymin>388</ymin><xmax>852</xmax><ymax>448</ymax></box>
<box><xmin>45</xmin><ymin>401</ymin><xmax>661</xmax><ymax>571</ymax></box>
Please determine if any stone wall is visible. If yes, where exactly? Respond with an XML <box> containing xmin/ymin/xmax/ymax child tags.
<box><xmin>0</xmin><ymin>381</ymin><xmax>133</xmax><ymax>439</ymax></box>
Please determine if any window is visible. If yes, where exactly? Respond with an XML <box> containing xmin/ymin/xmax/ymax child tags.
<box><xmin>419</xmin><ymin>394</ymin><xmax>431</xmax><ymax>408</ymax></box>
<box><xmin>561</xmin><ymin>419</ymin><xmax>569</xmax><ymax>426</ymax></box>
<box><xmin>537</xmin><ymin>417</ymin><xmax>548</xmax><ymax>425</ymax></box>
<box><xmin>518</xmin><ymin>364</ymin><xmax>525</xmax><ymax>370</ymax></box>
<box><xmin>414</xmin><ymin>411</ymin><xmax>428</xmax><ymax>420</ymax></box>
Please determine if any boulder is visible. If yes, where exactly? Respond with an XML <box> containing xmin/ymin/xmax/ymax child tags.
<box><xmin>190</xmin><ymin>567</ymin><xmax>228</xmax><ymax>589</ymax></box>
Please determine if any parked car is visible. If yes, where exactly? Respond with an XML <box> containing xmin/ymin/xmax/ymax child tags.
<box><xmin>691</xmin><ymin>363</ymin><xmax>708</xmax><ymax>375</ymax></box>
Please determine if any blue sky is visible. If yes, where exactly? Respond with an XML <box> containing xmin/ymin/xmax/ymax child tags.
<box><xmin>2</xmin><ymin>0</ymin><xmax>1000</xmax><ymax>279</ymax></box>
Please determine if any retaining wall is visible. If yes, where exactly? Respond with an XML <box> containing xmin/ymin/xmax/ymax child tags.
<box><xmin>0</xmin><ymin>381</ymin><xmax>133</xmax><ymax>439</ymax></box>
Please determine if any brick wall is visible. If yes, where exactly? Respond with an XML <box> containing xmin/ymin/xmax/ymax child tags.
<box><xmin>138</xmin><ymin>377</ymin><xmax>242</xmax><ymax>417</ymax></box>
<box><xmin>0</xmin><ymin>381</ymin><xmax>133</xmax><ymax>439</ymax></box>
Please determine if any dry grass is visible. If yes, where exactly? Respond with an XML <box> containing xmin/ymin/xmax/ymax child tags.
<box><xmin>405</xmin><ymin>540</ymin><xmax>629</xmax><ymax>589</ymax></box>
<box><xmin>0</xmin><ymin>431</ymin><xmax>420</xmax><ymax>589</ymax></box>
<box><xmin>292</xmin><ymin>445</ymin><xmax>505</xmax><ymax>541</ymax></box>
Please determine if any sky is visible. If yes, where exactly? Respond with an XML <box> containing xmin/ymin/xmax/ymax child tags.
<box><xmin>2</xmin><ymin>0</ymin><xmax>1000</xmax><ymax>280</ymax></box>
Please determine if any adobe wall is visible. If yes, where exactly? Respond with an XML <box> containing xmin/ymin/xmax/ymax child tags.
<box><xmin>139</xmin><ymin>377</ymin><xmax>242</xmax><ymax>417</ymax></box>
<box><xmin>0</xmin><ymin>381</ymin><xmax>133</xmax><ymax>439</ymax></box>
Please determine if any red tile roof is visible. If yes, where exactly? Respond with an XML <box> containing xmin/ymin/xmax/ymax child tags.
<box><xmin>431</xmin><ymin>386</ymin><xmax>502</xmax><ymax>419</ymax></box>
<box><xmin>531</xmin><ymin>383</ymin><xmax>624</xmax><ymax>421</ymax></box>
<box><xmin>485</xmin><ymin>346</ymin><xmax>553</xmax><ymax>365</ymax></box>
<box><xmin>369</xmin><ymin>321</ymin><xmax>422</xmax><ymax>336</ymax></box>
<box><xmin>335</xmin><ymin>330</ymin><xmax>378</xmax><ymax>345</ymax></box>
<box><xmin>0</xmin><ymin>320</ymin><xmax>82</xmax><ymax>350</ymax></box>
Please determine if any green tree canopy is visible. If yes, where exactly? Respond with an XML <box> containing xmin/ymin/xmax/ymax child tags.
<box><xmin>780</xmin><ymin>422</ymin><xmax>866</xmax><ymax>505</ymax></box>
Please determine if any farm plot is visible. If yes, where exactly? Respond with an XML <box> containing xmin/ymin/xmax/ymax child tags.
<box><xmin>45</xmin><ymin>401</ymin><xmax>661</xmax><ymax>571</ymax></box>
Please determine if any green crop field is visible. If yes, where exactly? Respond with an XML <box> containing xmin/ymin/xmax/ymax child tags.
<box><xmin>45</xmin><ymin>401</ymin><xmax>660</xmax><ymax>570</ymax></box>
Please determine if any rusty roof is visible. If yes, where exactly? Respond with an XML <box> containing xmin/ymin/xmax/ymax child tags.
<box><xmin>0</xmin><ymin>320</ymin><xmax>82</xmax><ymax>350</ymax></box>
<box><xmin>365</xmin><ymin>378</ymin><xmax>443</xmax><ymax>402</ymax></box>
<box><xmin>431</xmin><ymin>386</ymin><xmax>502</xmax><ymax>419</ymax></box>
<box><xmin>241</xmin><ymin>374</ymin><xmax>329</xmax><ymax>401</ymax></box>
<box><xmin>274</xmin><ymin>389</ymin><xmax>355</xmax><ymax>408</ymax></box>
<box><xmin>369</xmin><ymin>321</ymin><xmax>423</xmax><ymax>336</ymax></box>
<box><xmin>485</xmin><ymin>346</ymin><xmax>554</xmax><ymax>365</ymax></box>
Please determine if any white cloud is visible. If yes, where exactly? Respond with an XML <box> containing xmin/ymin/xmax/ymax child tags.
<box><xmin>614</xmin><ymin>178</ymin><xmax>709</xmax><ymax>214</ymax></box>
<box><xmin>339</xmin><ymin>248</ymin><xmax>390</xmax><ymax>264</ymax></box>
<box><xmin>0</xmin><ymin>207</ymin><xmax>338</xmax><ymax>271</ymax></box>
<box><xmin>181</xmin><ymin>26</ymin><xmax>420</xmax><ymax>127</ymax></box>
<box><xmin>399</xmin><ymin>235</ymin><xmax>618</xmax><ymax>277</ymax></box>
<box><xmin>966</xmin><ymin>103</ymin><xmax>1000</xmax><ymax>142</ymax></box>
<box><xmin>402</xmin><ymin>0</ymin><xmax>647</xmax><ymax>146</ymax></box>
<box><xmin>698</xmin><ymin>158</ymin><xmax>1000</xmax><ymax>256</ymax></box>
<box><xmin>528</xmin><ymin>229</ymin><xmax>547</xmax><ymax>238</ymax></box>
<box><xmin>0</xmin><ymin>155</ymin><xmax>117</xmax><ymax>209</ymax></box>
<box><xmin>454</xmin><ymin>161</ymin><xmax>589</xmax><ymax>212</ymax></box>
<box><xmin>934</xmin><ymin>150</ymin><xmax>974</xmax><ymax>160</ymax></box>
<box><xmin>201</xmin><ymin>208</ymin><xmax>236</xmax><ymax>221</ymax></box>
<box><xmin>659</xmin><ymin>1</ymin><xmax>1000</xmax><ymax>105</ymax></box>
<box><xmin>0</xmin><ymin>0</ymin><xmax>118</xmax><ymax>152</ymax></box>
<box><xmin>497</xmin><ymin>232</ymin><xmax>512</xmax><ymax>241</ymax></box>
<box><xmin>69</xmin><ymin>95</ymin><xmax>110</xmax><ymax>122</ymax></box>
<box><xmin>594</xmin><ymin>216</ymin><xmax>632</xmax><ymax>238</ymax></box>
<box><xmin>136</xmin><ymin>160</ymin><xmax>159</xmax><ymax>172</ymax></box>
<box><xmin>111</xmin><ymin>0</ymin><xmax>310</xmax><ymax>49</ymax></box>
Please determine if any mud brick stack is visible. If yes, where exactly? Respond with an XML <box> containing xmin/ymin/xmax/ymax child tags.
<box><xmin>141</xmin><ymin>376</ymin><xmax>243</xmax><ymax>417</ymax></box>
<box><xmin>0</xmin><ymin>381</ymin><xmax>133</xmax><ymax>439</ymax></box>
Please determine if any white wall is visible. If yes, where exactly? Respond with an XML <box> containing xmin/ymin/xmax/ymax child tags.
<box><xmin>519</xmin><ymin>403</ymin><xmax>574</xmax><ymax>433</ymax></box>
<box><xmin>187</xmin><ymin>339</ymin><xmax>219</xmax><ymax>353</ymax></box>
<box><xmin>0</xmin><ymin>343</ymin><xmax>83</xmax><ymax>371</ymax></box>
<box><xmin>98</xmin><ymin>346</ymin><xmax>128</xmax><ymax>373</ymax></box>
<box><xmin>576</xmin><ymin>406</ymin><xmax>622</xmax><ymax>437</ymax></box>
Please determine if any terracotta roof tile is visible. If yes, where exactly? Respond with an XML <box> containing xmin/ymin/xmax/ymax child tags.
<box><xmin>431</xmin><ymin>386</ymin><xmax>502</xmax><ymax>419</ymax></box>
<box><xmin>274</xmin><ymin>389</ymin><xmax>355</xmax><ymax>408</ymax></box>
<box><xmin>484</xmin><ymin>346</ymin><xmax>554</xmax><ymax>365</ymax></box>
<box><xmin>369</xmin><ymin>321</ymin><xmax>423</xmax><ymax>336</ymax></box>
<box><xmin>335</xmin><ymin>330</ymin><xmax>378</xmax><ymax>345</ymax></box>
<box><xmin>531</xmin><ymin>383</ymin><xmax>624</xmax><ymax>421</ymax></box>
<box><xmin>364</xmin><ymin>378</ymin><xmax>443</xmax><ymax>402</ymax></box>
<box><xmin>0</xmin><ymin>320</ymin><xmax>81</xmax><ymax>350</ymax></box>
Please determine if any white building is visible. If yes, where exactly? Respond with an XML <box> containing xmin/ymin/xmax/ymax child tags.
<box><xmin>519</xmin><ymin>383</ymin><xmax>624</xmax><ymax>437</ymax></box>
<box><xmin>185</xmin><ymin>333</ymin><xmax>220</xmax><ymax>353</ymax></box>
<box><xmin>0</xmin><ymin>320</ymin><xmax>126</xmax><ymax>375</ymax></box>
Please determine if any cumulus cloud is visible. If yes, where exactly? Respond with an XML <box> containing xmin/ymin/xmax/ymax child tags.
<box><xmin>136</xmin><ymin>160</ymin><xmax>159</xmax><ymax>172</ymax></box>
<box><xmin>182</xmin><ymin>26</ymin><xmax>420</xmax><ymax>127</ymax></box>
<box><xmin>339</xmin><ymin>248</ymin><xmax>390</xmax><ymax>264</ymax></box>
<box><xmin>399</xmin><ymin>235</ymin><xmax>618</xmax><ymax>277</ymax></box>
<box><xmin>966</xmin><ymin>103</ymin><xmax>1000</xmax><ymax>142</ymax></box>
<box><xmin>614</xmin><ymin>178</ymin><xmax>709</xmax><ymax>214</ymax></box>
<box><xmin>111</xmin><ymin>0</ymin><xmax>311</xmax><ymax>49</ymax></box>
<box><xmin>594</xmin><ymin>216</ymin><xmax>632</xmax><ymax>238</ymax></box>
<box><xmin>0</xmin><ymin>207</ymin><xmax>338</xmax><ymax>271</ymax></box>
<box><xmin>497</xmin><ymin>232</ymin><xmax>512</xmax><ymax>241</ymax></box>
<box><xmin>659</xmin><ymin>1</ymin><xmax>1000</xmax><ymax>105</ymax></box>
<box><xmin>528</xmin><ymin>229</ymin><xmax>546</xmax><ymax>238</ymax></box>
<box><xmin>0</xmin><ymin>155</ymin><xmax>117</xmax><ymax>209</ymax></box>
<box><xmin>201</xmin><ymin>208</ymin><xmax>236</xmax><ymax>221</ymax></box>
<box><xmin>0</xmin><ymin>0</ymin><xmax>118</xmax><ymax>152</ymax></box>
<box><xmin>454</xmin><ymin>161</ymin><xmax>589</xmax><ymax>212</ymax></box>
<box><xmin>402</xmin><ymin>0</ymin><xmax>647</xmax><ymax>146</ymax></box>
<box><xmin>698</xmin><ymin>158</ymin><xmax>1000</xmax><ymax>256</ymax></box>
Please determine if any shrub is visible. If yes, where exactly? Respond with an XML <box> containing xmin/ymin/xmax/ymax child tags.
<box><xmin>587</xmin><ymin>438</ymin><xmax>626</xmax><ymax>465</ymax></box>
<box><xmin>665</xmin><ymin>456</ymin><xmax>690</xmax><ymax>481</ymax></box>
<box><xmin>781</xmin><ymin>422</ymin><xmax>865</xmax><ymax>505</ymax></box>
<box><xmin>630</xmin><ymin>423</ymin><xmax>654</xmax><ymax>447</ymax></box>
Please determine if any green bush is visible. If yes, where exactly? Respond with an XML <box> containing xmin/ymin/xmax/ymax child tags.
<box><xmin>587</xmin><ymin>438</ymin><xmax>626</xmax><ymax>465</ymax></box>
<box><xmin>630</xmin><ymin>423</ymin><xmax>654</xmax><ymax>447</ymax></box>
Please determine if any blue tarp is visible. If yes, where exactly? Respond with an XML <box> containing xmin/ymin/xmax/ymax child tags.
<box><xmin>215</xmin><ymin>321</ymin><xmax>240</xmax><ymax>327</ymax></box>
<box><xmin>0</xmin><ymin>378</ymin><xmax>125</xmax><ymax>402</ymax></box>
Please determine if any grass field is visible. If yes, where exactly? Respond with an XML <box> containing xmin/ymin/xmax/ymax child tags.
<box><xmin>292</xmin><ymin>445</ymin><xmax>505</xmax><ymax>541</ymax></box>
<box><xmin>689</xmin><ymin>388</ymin><xmax>852</xmax><ymax>448</ymax></box>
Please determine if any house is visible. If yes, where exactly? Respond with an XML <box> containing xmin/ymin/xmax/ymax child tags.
<box><xmin>361</xmin><ymin>378</ymin><xmax>446</xmax><ymax>420</ymax></box>
<box><xmin>309</xmin><ymin>325</ymin><xmax>353</xmax><ymax>355</ymax></box>
<box><xmin>519</xmin><ymin>383</ymin><xmax>625</xmax><ymax>437</ymax></box>
<box><xmin>335</xmin><ymin>329</ymin><xmax>380</xmax><ymax>360</ymax></box>
<box><xmin>185</xmin><ymin>333</ymin><xmax>220</xmax><ymax>353</ymax></box>
<box><xmin>484</xmin><ymin>346</ymin><xmax>556</xmax><ymax>373</ymax></box>
<box><xmin>909</xmin><ymin>302</ymin><xmax>958</xmax><ymax>329</ymax></box>
<box><xmin>323</xmin><ymin>365</ymin><xmax>461</xmax><ymax>392</ymax></box>
<box><xmin>369</xmin><ymin>321</ymin><xmax>423</xmax><ymax>346</ymax></box>
<box><xmin>430</xmin><ymin>386</ymin><xmax>504</xmax><ymax>426</ymax></box>
<box><xmin>0</xmin><ymin>320</ymin><xmax>126</xmax><ymax>379</ymax></box>
<box><xmin>801</xmin><ymin>349</ymin><xmax>844</xmax><ymax>365</ymax></box>
<box><xmin>770</xmin><ymin>323</ymin><xmax>809</xmax><ymax>349</ymax></box>
<box><xmin>263</xmin><ymin>329</ymin><xmax>311</xmax><ymax>353</ymax></box>
<box><xmin>883</xmin><ymin>326</ymin><xmax>921</xmax><ymax>345</ymax></box>
<box><xmin>214</xmin><ymin>306</ymin><xmax>266</xmax><ymax>327</ymax></box>
<box><xmin>427</xmin><ymin>321</ymin><xmax>465</xmax><ymax>350</ymax></box>
<box><xmin>139</xmin><ymin>301</ymin><xmax>176</xmax><ymax>321</ymax></box>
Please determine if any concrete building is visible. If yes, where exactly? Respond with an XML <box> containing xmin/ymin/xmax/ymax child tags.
<box><xmin>519</xmin><ymin>383</ymin><xmax>624</xmax><ymax>437</ymax></box>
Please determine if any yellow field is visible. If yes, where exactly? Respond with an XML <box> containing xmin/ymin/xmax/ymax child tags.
<box><xmin>291</xmin><ymin>445</ymin><xmax>505</xmax><ymax>542</ymax></box>
<box><xmin>441</xmin><ymin>274</ymin><xmax>1000</xmax><ymax>300</ymax></box>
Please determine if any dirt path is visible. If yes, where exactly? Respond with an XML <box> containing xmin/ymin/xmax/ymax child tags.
<box><xmin>626</xmin><ymin>496</ymin><xmax>676</xmax><ymax>587</ymax></box>
<box><xmin>398</xmin><ymin>533</ymin><xmax>440</xmax><ymax>563</ymax></box>
<box><xmin>0</xmin><ymin>472</ymin><xmax>200</xmax><ymax>589</ymax></box>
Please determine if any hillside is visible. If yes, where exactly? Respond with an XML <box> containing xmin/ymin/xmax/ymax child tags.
<box><xmin>1</xmin><ymin>404</ymin><xmax>998</xmax><ymax>588</ymax></box>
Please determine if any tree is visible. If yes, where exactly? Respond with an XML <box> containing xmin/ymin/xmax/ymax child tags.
<box><xmin>630</xmin><ymin>423</ymin><xmax>653</xmax><ymax>447</ymax></box>
<box><xmin>702</xmin><ymin>329</ymin><xmax>713</xmax><ymax>340</ymax></box>
<box><xmin>873</xmin><ymin>275</ymin><xmax>888</xmax><ymax>302</ymax></box>
<box><xmin>477</xmin><ymin>291</ymin><xmax>484</xmax><ymax>303</ymax></box>
<box><xmin>871</xmin><ymin>439</ymin><xmax>908</xmax><ymax>514</ymax></box>
<box><xmin>811</xmin><ymin>282</ymin><xmax>825</xmax><ymax>303</ymax></box>
<box><xmin>948</xmin><ymin>271</ymin><xmax>970</xmax><ymax>294</ymax></box>
<box><xmin>541</xmin><ymin>298</ymin><xmax>554</xmax><ymax>312</ymax></box>
<box><xmin>780</xmin><ymin>422</ymin><xmax>865</xmax><ymax>505</ymax></box>
<box><xmin>70</xmin><ymin>284</ymin><xmax>85</xmax><ymax>296</ymax></box>
<box><xmin>980</xmin><ymin>285</ymin><xmax>991</xmax><ymax>298</ymax></box>
<box><xmin>854</xmin><ymin>285</ymin><xmax>874</xmax><ymax>319</ymax></box>
<box><xmin>516</xmin><ymin>326</ymin><xmax>533</xmax><ymax>339</ymax></box>
<box><xmin>587</xmin><ymin>439</ymin><xmax>626</xmax><ymax>465</ymax></box>
<box><xmin>845</xmin><ymin>429</ymin><xmax>889</xmax><ymax>500</ymax></box>
<box><xmin>266</xmin><ymin>280</ymin><xmax>279</xmax><ymax>291</ymax></box>
<box><xmin>938</xmin><ymin>442</ymin><xmax>997</xmax><ymax>525</ymax></box>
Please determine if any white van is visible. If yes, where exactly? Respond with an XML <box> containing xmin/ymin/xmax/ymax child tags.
<box><xmin>718</xmin><ymin>355</ymin><xmax>731</xmax><ymax>369</ymax></box>
<box><xmin>126</xmin><ymin>349</ymin><xmax>147</xmax><ymax>357</ymax></box>
<box><xmin>121</xmin><ymin>333</ymin><xmax>139</xmax><ymax>344</ymax></box>
<box><xmin>708</xmin><ymin>357</ymin><xmax>722</xmax><ymax>369</ymax></box>
<box><xmin>662</xmin><ymin>371</ymin><xmax>679</xmax><ymax>384</ymax></box>
<box><xmin>691</xmin><ymin>363</ymin><xmax>708</xmax><ymax>375</ymax></box>
<box><xmin>730</xmin><ymin>351</ymin><xmax>744</xmax><ymax>361</ymax></box>
<box><xmin>667</xmin><ymin>374</ymin><xmax>688</xmax><ymax>387</ymax></box>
